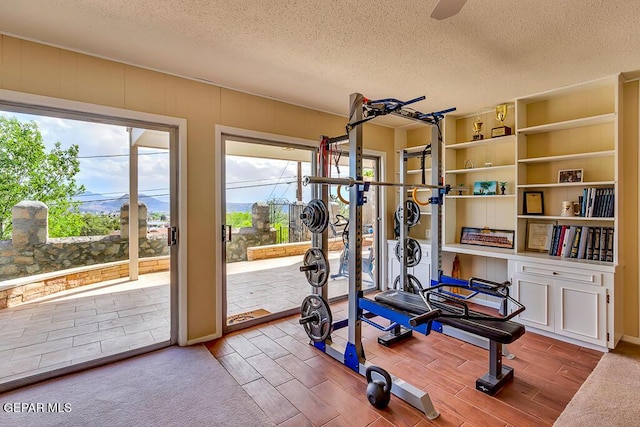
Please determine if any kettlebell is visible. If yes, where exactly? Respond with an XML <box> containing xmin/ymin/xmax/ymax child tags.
<box><xmin>366</xmin><ymin>365</ymin><xmax>392</xmax><ymax>409</ymax></box>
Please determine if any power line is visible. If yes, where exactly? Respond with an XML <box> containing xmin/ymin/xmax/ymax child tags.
<box><xmin>227</xmin><ymin>175</ymin><xmax>297</xmax><ymax>185</ymax></box>
<box><xmin>266</xmin><ymin>161</ymin><xmax>291</xmax><ymax>200</ymax></box>
<box><xmin>78</xmin><ymin>152</ymin><xmax>167</xmax><ymax>159</ymax></box>
<box><xmin>227</xmin><ymin>180</ymin><xmax>297</xmax><ymax>190</ymax></box>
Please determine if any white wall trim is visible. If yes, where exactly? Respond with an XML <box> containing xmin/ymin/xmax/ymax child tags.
<box><xmin>0</xmin><ymin>89</ymin><xmax>189</xmax><ymax>347</ymax></box>
<box><xmin>187</xmin><ymin>332</ymin><xmax>221</xmax><ymax>346</ymax></box>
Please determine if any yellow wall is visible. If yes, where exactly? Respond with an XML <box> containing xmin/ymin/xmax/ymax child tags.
<box><xmin>0</xmin><ymin>35</ymin><xmax>395</xmax><ymax>340</ymax></box>
<box><xmin>622</xmin><ymin>81</ymin><xmax>639</xmax><ymax>337</ymax></box>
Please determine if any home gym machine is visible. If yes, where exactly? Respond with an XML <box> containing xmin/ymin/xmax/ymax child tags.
<box><xmin>297</xmin><ymin>93</ymin><xmax>525</xmax><ymax>419</ymax></box>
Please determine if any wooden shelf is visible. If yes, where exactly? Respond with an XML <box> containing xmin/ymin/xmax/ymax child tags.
<box><xmin>518</xmin><ymin>215</ymin><xmax>614</xmax><ymax>221</ymax></box>
<box><xmin>445</xmin><ymin>135</ymin><xmax>515</xmax><ymax>150</ymax></box>
<box><xmin>518</xmin><ymin>113</ymin><xmax>615</xmax><ymax>135</ymax></box>
<box><xmin>518</xmin><ymin>150</ymin><xmax>615</xmax><ymax>164</ymax></box>
<box><xmin>446</xmin><ymin>165</ymin><xmax>515</xmax><ymax>174</ymax></box>
<box><xmin>442</xmin><ymin>243</ymin><xmax>515</xmax><ymax>258</ymax></box>
<box><xmin>447</xmin><ymin>194</ymin><xmax>515</xmax><ymax>199</ymax></box>
<box><xmin>518</xmin><ymin>181</ymin><xmax>615</xmax><ymax>189</ymax></box>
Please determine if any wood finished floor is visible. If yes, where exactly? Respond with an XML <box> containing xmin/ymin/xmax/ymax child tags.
<box><xmin>205</xmin><ymin>300</ymin><xmax>602</xmax><ymax>426</ymax></box>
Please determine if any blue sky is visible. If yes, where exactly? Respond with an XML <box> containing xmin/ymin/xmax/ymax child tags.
<box><xmin>1</xmin><ymin>110</ymin><xmax>170</xmax><ymax>203</ymax></box>
<box><xmin>1</xmin><ymin>109</ymin><xmax>314</xmax><ymax>205</ymax></box>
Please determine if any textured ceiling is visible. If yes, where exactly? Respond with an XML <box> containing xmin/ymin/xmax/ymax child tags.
<box><xmin>1</xmin><ymin>1</ymin><xmax>640</xmax><ymax>126</ymax></box>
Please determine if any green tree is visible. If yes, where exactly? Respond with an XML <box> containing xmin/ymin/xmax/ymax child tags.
<box><xmin>0</xmin><ymin>116</ymin><xmax>85</xmax><ymax>239</ymax></box>
<box><xmin>80</xmin><ymin>213</ymin><xmax>120</xmax><ymax>236</ymax></box>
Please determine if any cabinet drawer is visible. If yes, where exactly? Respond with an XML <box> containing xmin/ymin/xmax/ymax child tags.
<box><xmin>513</xmin><ymin>261</ymin><xmax>602</xmax><ymax>285</ymax></box>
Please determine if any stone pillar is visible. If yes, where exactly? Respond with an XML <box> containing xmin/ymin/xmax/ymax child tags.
<box><xmin>12</xmin><ymin>201</ymin><xmax>48</xmax><ymax>249</ymax></box>
<box><xmin>120</xmin><ymin>202</ymin><xmax>148</xmax><ymax>239</ymax></box>
<box><xmin>252</xmin><ymin>202</ymin><xmax>271</xmax><ymax>231</ymax></box>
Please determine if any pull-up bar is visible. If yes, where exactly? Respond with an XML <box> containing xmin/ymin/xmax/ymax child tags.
<box><xmin>303</xmin><ymin>175</ymin><xmax>448</xmax><ymax>190</ymax></box>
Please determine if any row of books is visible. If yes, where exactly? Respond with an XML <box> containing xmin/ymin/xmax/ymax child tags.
<box><xmin>577</xmin><ymin>187</ymin><xmax>614</xmax><ymax>218</ymax></box>
<box><xmin>549</xmin><ymin>225</ymin><xmax>614</xmax><ymax>262</ymax></box>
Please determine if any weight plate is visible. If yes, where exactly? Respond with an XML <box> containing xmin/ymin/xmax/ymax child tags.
<box><xmin>394</xmin><ymin>238</ymin><xmax>422</xmax><ymax>267</ymax></box>
<box><xmin>302</xmin><ymin>247</ymin><xmax>329</xmax><ymax>288</ymax></box>
<box><xmin>300</xmin><ymin>199</ymin><xmax>329</xmax><ymax>233</ymax></box>
<box><xmin>393</xmin><ymin>274</ymin><xmax>424</xmax><ymax>294</ymax></box>
<box><xmin>394</xmin><ymin>200</ymin><xmax>420</xmax><ymax>228</ymax></box>
<box><xmin>300</xmin><ymin>294</ymin><xmax>333</xmax><ymax>342</ymax></box>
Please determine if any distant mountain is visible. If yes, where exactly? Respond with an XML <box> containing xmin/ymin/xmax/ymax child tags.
<box><xmin>74</xmin><ymin>192</ymin><xmax>170</xmax><ymax>213</ymax></box>
<box><xmin>226</xmin><ymin>202</ymin><xmax>253</xmax><ymax>213</ymax></box>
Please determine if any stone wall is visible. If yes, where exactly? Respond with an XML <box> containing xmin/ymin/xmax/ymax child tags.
<box><xmin>0</xmin><ymin>257</ymin><xmax>169</xmax><ymax>310</ymax></box>
<box><xmin>226</xmin><ymin>202</ymin><xmax>277</xmax><ymax>262</ymax></box>
<box><xmin>0</xmin><ymin>201</ymin><xmax>169</xmax><ymax>282</ymax></box>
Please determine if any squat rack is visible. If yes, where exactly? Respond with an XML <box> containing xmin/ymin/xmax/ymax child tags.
<box><xmin>301</xmin><ymin>93</ymin><xmax>454</xmax><ymax>419</ymax></box>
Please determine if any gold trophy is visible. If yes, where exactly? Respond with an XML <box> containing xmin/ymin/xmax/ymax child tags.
<box><xmin>472</xmin><ymin>113</ymin><xmax>484</xmax><ymax>140</ymax></box>
<box><xmin>491</xmin><ymin>104</ymin><xmax>512</xmax><ymax>138</ymax></box>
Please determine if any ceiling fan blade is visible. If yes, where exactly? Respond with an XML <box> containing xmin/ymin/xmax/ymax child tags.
<box><xmin>430</xmin><ymin>0</ymin><xmax>468</xmax><ymax>20</ymax></box>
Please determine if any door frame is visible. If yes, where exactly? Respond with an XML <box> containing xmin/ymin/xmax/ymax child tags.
<box><xmin>214</xmin><ymin>125</ymin><xmax>387</xmax><ymax>335</ymax></box>
<box><xmin>0</xmin><ymin>89</ymin><xmax>188</xmax><ymax>348</ymax></box>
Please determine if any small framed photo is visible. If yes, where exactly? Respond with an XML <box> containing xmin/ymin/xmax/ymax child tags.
<box><xmin>558</xmin><ymin>169</ymin><xmax>583</xmax><ymax>183</ymax></box>
<box><xmin>525</xmin><ymin>220</ymin><xmax>557</xmax><ymax>252</ymax></box>
<box><xmin>460</xmin><ymin>227</ymin><xmax>515</xmax><ymax>249</ymax></box>
<box><xmin>473</xmin><ymin>181</ymin><xmax>498</xmax><ymax>195</ymax></box>
<box><xmin>523</xmin><ymin>191</ymin><xmax>544</xmax><ymax>215</ymax></box>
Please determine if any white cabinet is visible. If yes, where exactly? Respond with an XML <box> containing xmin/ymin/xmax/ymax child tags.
<box><xmin>387</xmin><ymin>240</ymin><xmax>431</xmax><ymax>291</ymax></box>
<box><xmin>509</xmin><ymin>260</ymin><xmax>612</xmax><ymax>349</ymax></box>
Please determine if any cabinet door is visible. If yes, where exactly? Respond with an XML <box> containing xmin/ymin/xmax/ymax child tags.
<box><xmin>512</xmin><ymin>273</ymin><xmax>554</xmax><ymax>332</ymax></box>
<box><xmin>555</xmin><ymin>281</ymin><xmax>607</xmax><ymax>347</ymax></box>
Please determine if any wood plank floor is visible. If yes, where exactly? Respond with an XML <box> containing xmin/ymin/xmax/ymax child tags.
<box><xmin>205</xmin><ymin>300</ymin><xmax>602</xmax><ymax>426</ymax></box>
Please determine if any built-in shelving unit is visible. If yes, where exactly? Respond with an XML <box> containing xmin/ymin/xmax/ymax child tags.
<box><xmin>431</xmin><ymin>74</ymin><xmax>624</xmax><ymax>350</ymax></box>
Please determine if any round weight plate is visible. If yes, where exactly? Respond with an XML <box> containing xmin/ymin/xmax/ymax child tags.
<box><xmin>393</xmin><ymin>274</ymin><xmax>424</xmax><ymax>294</ymax></box>
<box><xmin>301</xmin><ymin>199</ymin><xmax>329</xmax><ymax>233</ymax></box>
<box><xmin>394</xmin><ymin>200</ymin><xmax>420</xmax><ymax>228</ymax></box>
<box><xmin>302</xmin><ymin>248</ymin><xmax>329</xmax><ymax>287</ymax></box>
<box><xmin>394</xmin><ymin>238</ymin><xmax>422</xmax><ymax>267</ymax></box>
<box><xmin>300</xmin><ymin>294</ymin><xmax>333</xmax><ymax>342</ymax></box>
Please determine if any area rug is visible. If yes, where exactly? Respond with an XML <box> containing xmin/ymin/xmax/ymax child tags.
<box><xmin>0</xmin><ymin>345</ymin><xmax>272</xmax><ymax>427</ymax></box>
<box><xmin>554</xmin><ymin>341</ymin><xmax>640</xmax><ymax>426</ymax></box>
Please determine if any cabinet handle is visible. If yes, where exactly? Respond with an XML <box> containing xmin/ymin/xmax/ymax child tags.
<box><xmin>552</xmin><ymin>271</ymin><xmax>558</xmax><ymax>275</ymax></box>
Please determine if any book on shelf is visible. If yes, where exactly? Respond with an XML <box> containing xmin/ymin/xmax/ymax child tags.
<box><xmin>577</xmin><ymin>226</ymin><xmax>590</xmax><ymax>259</ymax></box>
<box><xmin>547</xmin><ymin>226</ymin><xmax>614</xmax><ymax>262</ymax></box>
<box><xmin>586</xmin><ymin>227</ymin><xmax>595</xmax><ymax>260</ymax></box>
<box><xmin>581</xmin><ymin>186</ymin><xmax>615</xmax><ymax>218</ymax></box>
<box><xmin>570</xmin><ymin>226</ymin><xmax>582</xmax><ymax>258</ymax></box>
<box><xmin>592</xmin><ymin>227</ymin><xmax>601</xmax><ymax>260</ymax></box>
<box><xmin>599</xmin><ymin>226</ymin><xmax>608</xmax><ymax>261</ymax></box>
<box><xmin>606</xmin><ymin>227</ymin><xmax>614</xmax><ymax>262</ymax></box>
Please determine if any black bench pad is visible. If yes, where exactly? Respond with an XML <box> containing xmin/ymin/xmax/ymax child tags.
<box><xmin>374</xmin><ymin>290</ymin><xmax>525</xmax><ymax>344</ymax></box>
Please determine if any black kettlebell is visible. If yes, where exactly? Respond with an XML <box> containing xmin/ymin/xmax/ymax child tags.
<box><xmin>366</xmin><ymin>365</ymin><xmax>392</xmax><ymax>409</ymax></box>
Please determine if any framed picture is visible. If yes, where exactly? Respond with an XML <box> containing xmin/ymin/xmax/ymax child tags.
<box><xmin>473</xmin><ymin>181</ymin><xmax>498</xmax><ymax>195</ymax></box>
<box><xmin>523</xmin><ymin>191</ymin><xmax>544</xmax><ymax>215</ymax></box>
<box><xmin>525</xmin><ymin>220</ymin><xmax>557</xmax><ymax>252</ymax></box>
<box><xmin>558</xmin><ymin>169</ymin><xmax>583</xmax><ymax>183</ymax></box>
<box><xmin>460</xmin><ymin>227</ymin><xmax>515</xmax><ymax>249</ymax></box>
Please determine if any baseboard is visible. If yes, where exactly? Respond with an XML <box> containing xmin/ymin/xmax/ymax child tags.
<box><xmin>621</xmin><ymin>335</ymin><xmax>640</xmax><ymax>345</ymax></box>
<box><xmin>187</xmin><ymin>332</ymin><xmax>221</xmax><ymax>346</ymax></box>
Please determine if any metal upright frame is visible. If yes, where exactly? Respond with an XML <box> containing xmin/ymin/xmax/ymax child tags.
<box><xmin>300</xmin><ymin>93</ymin><xmax>455</xmax><ymax>420</ymax></box>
